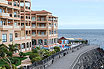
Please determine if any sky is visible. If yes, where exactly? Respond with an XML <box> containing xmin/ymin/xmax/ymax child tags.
<box><xmin>31</xmin><ymin>0</ymin><xmax>104</xmax><ymax>29</ymax></box>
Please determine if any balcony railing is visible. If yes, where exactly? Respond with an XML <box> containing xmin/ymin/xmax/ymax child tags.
<box><xmin>14</xmin><ymin>26</ymin><xmax>21</xmax><ymax>29</ymax></box>
<box><xmin>32</xmin><ymin>34</ymin><xmax>36</xmax><ymax>36</ymax></box>
<box><xmin>26</xmin><ymin>26</ymin><xmax>31</xmax><ymax>28</ymax></box>
<box><xmin>38</xmin><ymin>35</ymin><xmax>47</xmax><ymax>37</ymax></box>
<box><xmin>26</xmin><ymin>36</ymin><xmax>31</xmax><ymax>39</ymax></box>
<box><xmin>15</xmin><ymin>37</ymin><xmax>20</xmax><ymax>40</ymax></box>
<box><xmin>0</xmin><ymin>25</ymin><xmax>13</xmax><ymax>29</ymax></box>
<box><xmin>0</xmin><ymin>13</ymin><xmax>9</xmax><ymax>17</ymax></box>
<box><xmin>37</xmin><ymin>26</ymin><xmax>46</xmax><ymax>28</ymax></box>
<box><xmin>32</xmin><ymin>26</ymin><xmax>36</xmax><ymax>28</ymax></box>
<box><xmin>8</xmin><ymin>1</ymin><xmax>20</xmax><ymax>7</ymax></box>
<box><xmin>0</xmin><ymin>0</ymin><xmax>8</xmax><ymax>4</ymax></box>
<box><xmin>21</xmin><ymin>37</ymin><xmax>25</xmax><ymax>40</ymax></box>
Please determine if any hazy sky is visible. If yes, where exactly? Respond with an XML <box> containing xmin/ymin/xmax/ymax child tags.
<box><xmin>31</xmin><ymin>0</ymin><xmax>104</xmax><ymax>29</ymax></box>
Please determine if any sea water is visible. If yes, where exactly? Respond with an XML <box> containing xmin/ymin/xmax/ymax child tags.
<box><xmin>58</xmin><ymin>29</ymin><xmax>104</xmax><ymax>49</ymax></box>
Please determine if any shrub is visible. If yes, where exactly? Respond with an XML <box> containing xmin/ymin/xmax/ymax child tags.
<box><xmin>29</xmin><ymin>53</ymin><xmax>39</xmax><ymax>60</ymax></box>
<box><xmin>31</xmin><ymin>56</ymin><xmax>42</xmax><ymax>63</ymax></box>
<box><xmin>11</xmin><ymin>58</ymin><xmax>20</xmax><ymax>65</ymax></box>
<box><xmin>54</xmin><ymin>46</ymin><xmax>60</xmax><ymax>52</ymax></box>
<box><xmin>0</xmin><ymin>66</ymin><xmax>6</xmax><ymax>69</ymax></box>
<box><xmin>50</xmin><ymin>51</ymin><xmax>56</xmax><ymax>55</ymax></box>
<box><xmin>3</xmin><ymin>64</ymin><xmax>17</xmax><ymax>69</ymax></box>
<box><xmin>32</xmin><ymin>49</ymin><xmax>38</xmax><ymax>53</ymax></box>
<box><xmin>19</xmin><ymin>52</ymin><xmax>26</xmax><ymax>58</ymax></box>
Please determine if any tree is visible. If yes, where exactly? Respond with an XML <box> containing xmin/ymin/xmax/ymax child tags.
<box><xmin>8</xmin><ymin>44</ymin><xmax>19</xmax><ymax>57</ymax></box>
<box><xmin>0</xmin><ymin>44</ymin><xmax>13</xmax><ymax>69</ymax></box>
<box><xmin>54</xmin><ymin>46</ymin><xmax>60</xmax><ymax>52</ymax></box>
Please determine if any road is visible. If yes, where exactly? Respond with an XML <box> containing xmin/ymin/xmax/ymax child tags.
<box><xmin>46</xmin><ymin>45</ymin><xmax>99</xmax><ymax>69</ymax></box>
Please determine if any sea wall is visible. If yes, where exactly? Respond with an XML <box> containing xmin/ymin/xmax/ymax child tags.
<box><xmin>72</xmin><ymin>48</ymin><xmax>104</xmax><ymax>69</ymax></box>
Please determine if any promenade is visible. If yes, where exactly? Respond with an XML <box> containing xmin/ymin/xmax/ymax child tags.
<box><xmin>46</xmin><ymin>45</ymin><xmax>99</xmax><ymax>69</ymax></box>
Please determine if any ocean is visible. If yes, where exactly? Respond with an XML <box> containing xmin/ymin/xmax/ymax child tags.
<box><xmin>58</xmin><ymin>29</ymin><xmax>104</xmax><ymax>49</ymax></box>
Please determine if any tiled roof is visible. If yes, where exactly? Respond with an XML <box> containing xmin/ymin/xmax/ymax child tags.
<box><xmin>21</xmin><ymin>10</ymin><xmax>52</xmax><ymax>15</ymax></box>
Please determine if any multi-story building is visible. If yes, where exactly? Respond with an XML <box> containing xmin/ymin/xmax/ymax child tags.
<box><xmin>30</xmin><ymin>10</ymin><xmax>58</xmax><ymax>48</ymax></box>
<box><xmin>0</xmin><ymin>0</ymin><xmax>32</xmax><ymax>52</ymax></box>
<box><xmin>0</xmin><ymin>0</ymin><xmax>58</xmax><ymax>51</ymax></box>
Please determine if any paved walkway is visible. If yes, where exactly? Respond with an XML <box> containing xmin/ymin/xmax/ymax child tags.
<box><xmin>46</xmin><ymin>45</ymin><xmax>99</xmax><ymax>69</ymax></box>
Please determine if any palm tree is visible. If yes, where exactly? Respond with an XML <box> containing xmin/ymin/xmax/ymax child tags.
<box><xmin>8</xmin><ymin>44</ymin><xmax>19</xmax><ymax>57</ymax></box>
<box><xmin>0</xmin><ymin>44</ymin><xmax>13</xmax><ymax>69</ymax></box>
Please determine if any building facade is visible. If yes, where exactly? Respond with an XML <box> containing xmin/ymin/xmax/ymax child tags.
<box><xmin>31</xmin><ymin>10</ymin><xmax>58</xmax><ymax>48</ymax></box>
<box><xmin>0</xmin><ymin>0</ymin><xmax>58</xmax><ymax>52</ymax></box>
<box><xmin>0</xmin><ymin>0</ymin><xmax>32</xmax><ymax>52</ymax></box>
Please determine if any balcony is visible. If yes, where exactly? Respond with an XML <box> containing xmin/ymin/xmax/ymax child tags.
<box><xmin>21</xmin><ymin>37</ymin><xmax>25</xmax><ymax>40</ymax></box>
<box><xmin>26</xmin><ymin>26</ymin><xmax>31</xmax><ymax>28</ymax></box>
<box><xmin>8</xmin><ymin>1</ymin><xmax>20</xmax><ymax>9</ymax></box>
<box><xmin>26</xmin><ymin>36</ymin><xmax>31</xmax><ymax>39</ymax></box>
<box><xmin>15</xmin><ymin>37</ymin><xmax>21</xmax><ymax>41</ymax></box>
<box><xmin>14</xmin><ymin>26</ymin><xmax>21</xmax><ymax>30</ymax></box>
<box><xmin>38</xmin><ymin>35</ymin><xmax>47</xmax><ymax>37</ymax></box>
<box><xmin>32</xmin><ymin>26</ymin><xmax>36</xmax><ymax>28</ymax></box>
<box><xmin>0</xmin><ymin>13</ymin><xmax>9</xmax><ymax>18</ymax></box>
<box><xmin>54</xmin><ymin>34</ymin><xmax>58</xmax><ymax>36</ymax></box>
<box><xmin>37</xmin><ymin>26</ymin><xmax>46</xmax><ymax>28</ymax></box>
<box><xmin>49</xmin><ymin>34</ymin><xmax>54</xmax><ymax>37</ymax></box>
<box><xmin>0</xmin><ymin>0</ymin><xmax>8</xmax><ymax>6</ymax></box>
<box><xmin>0</xmin><ymin>25</ymin><xmax>13</xmax><ymax>30</ymax></box>
<box><xmin>25</xmin><ymin>26</ymin><xmax>31</xmax><ymax>30</ymax></box>
<box><xmin>32</xmin><ymin>34</ymin><xmax>36</xmax><ymax>37</ymax></box>
<box><xmin>7</xmin><ymin>14</ymin><xmax>20</xmax><ymax>20</ymax></box>
<box><xmin>49</xmin><ymin>26</ymin><xmax>52</xmax><ymax>29</ymax></box>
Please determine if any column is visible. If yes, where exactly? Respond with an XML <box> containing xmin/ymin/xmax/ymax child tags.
<box><xmin>25</xmin><ymin>43</ymin><xmax>27</xmax><ymax>51</ymax></box>
<box><xmin>43</xmin><ymin>39</ymin><xmax>44</xmax><ymax>46</ymax></box>
<box><xmin>36</xmin><ymin>39</ymin><xmax>38</xmax><ymax>45</ymax></box>
<box><xmin>20</xmin><ymin>44</ymin><xmax>23</xmax><ymax>52</ymax></box>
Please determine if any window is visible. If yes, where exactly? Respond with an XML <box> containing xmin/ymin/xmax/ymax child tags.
<box><xmin>15</xmin><ymin>33</ymin><xmax>18</xmax><ymax>38</ymax></box>
<box><xmin>41</xmin><ymin>32</ymin><xmax>45</xmax><ymax>35</ymax></box>
<box><xmin>26</xmin><ymin>31</ymin><xmax>28</xmax><ymax>35</ymax></box>
<box><xmin>32</xmin><ymin>24</ymin><xmax>35</xmax><ymax>27</ymax></box>
<box><xmin>37</xmin><ymin>17</ymin><xmax>40</xmax><ymax>21</ymax></box>
<box><xmin>2</xmin><ymin>34</ymin><xmax>7</xmax><ymax>42</ymax></box>
<box><xmin>32</xmin><ymin>17</ymin><xmax>35</xmax><ymax>21</ymax></box>
<box><xmin>10</xmin><ymin>33</ymin><xmax>13</xmax><ymax>42</ymax></box>
<box><xmin>41</xmin><ymin>17</ymin><xmax>45</xmax><ymax>21</ymax></box>
<box><xmin>44</xmin><ymin>39</ymin><xmax>47</xmax><ymax>45</ymax></box>
<box><xmin>41</xmin><ymin>24</ymin><xmax>45</xmax><ymax>27</ymax></box>
<box><xmin>0</xmin><ymin>21</ymin><xmax>3</xmax><ymax>26</ymax></box>
<box><xmin>38</xmin><ymin>31</ymin><xmax>41</xmax><ymax>35</ymax></box>
<box><xmin>14</xmin><ymin>2</ymin><xmax>16</xmax><ymax>6</ymax></box>
<box><xmin>14</xmin><ymin>22</ymin><xmax>17</xmax><ymax>26</ymax></box>
<box><xmin>32</xmin><ymin>32</ymin><xmax>35</xmax><ymax>35</ymax></box>
<box><xmin>14</xmin><ymin>12</ymin><xmax>17</xmax><ymax>17</ymax></box>
<box><xmin>0</xmin><ymin>9</ymin><xmax>2</xmax><ymax>13</ymax></box>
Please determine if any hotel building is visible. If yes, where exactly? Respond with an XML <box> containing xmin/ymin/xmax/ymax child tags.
<box><xmin>0</xmin><ymin>0</ymin><xmax>32</xmax><ymax>52</ymax></box>
<box><xmin>31</xmin><ymin>10</ymin><xmax>58</xmax><ymax>48</ymax></box>
<box><xmin>0</xmin><ymin>0</ymin><xmax>58</xmax><ymax>52</ymax></box>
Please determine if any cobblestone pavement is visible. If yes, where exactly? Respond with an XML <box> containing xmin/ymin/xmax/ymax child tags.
<box><xmin>46</xmin><ymin>45</ymin><xmax>99</xmax><ymax>69</ymax></box>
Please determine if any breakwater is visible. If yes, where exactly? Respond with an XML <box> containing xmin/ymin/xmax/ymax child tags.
<box><xmin>72</xmin><ymin>48</ymin><xmax>104</xmax><ymax>69</ymax></box>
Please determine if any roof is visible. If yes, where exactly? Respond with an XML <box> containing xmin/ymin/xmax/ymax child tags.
<box><xmin>31</xmin><ymin>10</ymin><xmax>52</xmax><ymax>14</ymax></box>
<box><xmin>21</xmin><ymin>10</ymin><xmax>52</xmax><ymax>15</ymax></box>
